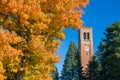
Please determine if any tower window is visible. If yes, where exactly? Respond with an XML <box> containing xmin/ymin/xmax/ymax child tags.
<box><xmin>87</xmin><ymin>33</ymin><xmax>90</xmax><ymax>40</ymax></box>
<box><xmin>83</xmin><ymin>32</ymin><xmax>86</xmax><ymax>40</ymax></box>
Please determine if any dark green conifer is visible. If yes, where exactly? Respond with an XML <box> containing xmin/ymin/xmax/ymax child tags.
<box><xmin>100</xmin><ymin>21</ymin><xmax>120</xmax><ymax>80</ymax></box>
<box><xmin>51</xmin><ymin>65</ymin><xmax>59</xmax><ymax>80</ymax></box>
<box><xmin>86</xmin><ymin>56</ymin><xmax>100</xmax><ymax>80</ymax></box>
<box><xmin>61</xmin><ymin>41</ymin><xmax>80</xmax><ymax>80</ymax></box>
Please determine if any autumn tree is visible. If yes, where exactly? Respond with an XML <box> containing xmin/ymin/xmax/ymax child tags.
<box><xmin>0</xmin><ymin>28</ymin><xmax>23</xmax><ymax>80</ymax></box>
<box><xmin>0</xmin><ymin>0</ymin><xmax>89</xmax><ymax>79</ymax></box>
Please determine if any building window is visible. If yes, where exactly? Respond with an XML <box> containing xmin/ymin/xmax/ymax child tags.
<box><xmin>83</xmin><ymin>32</ymin><xmax>86</xmax><ymax>40</ymax></box>
<box><xmin>87</xmin><ymin>33</ymin><xmax>90</xmax><ymax>40</ymax></box>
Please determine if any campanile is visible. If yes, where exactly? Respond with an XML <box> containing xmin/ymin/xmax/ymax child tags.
<box><xmin>79</xmin><ymin>26</ymin><xmax>93</xmax><ymax>69</ymax></box>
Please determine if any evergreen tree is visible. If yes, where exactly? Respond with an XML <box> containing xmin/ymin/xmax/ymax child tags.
<box><xmin>96</xmin><ymin>41</ymin><xmax>104</xmax><ymax>63</ymax></box>
<box><xmin>95</xmin><ymin>41</ymin><xmax>104</xmax><ymax>79</ymax></box>
<box><xmin>100</xmin><ymin>21</ymin><xmax>120</xmax><ymax>80</ymax></box>
<box><xmin>77</xmin><ymin>50</ymin><xmax>86</xmax><ymax>80</ymax></box>
<box><xmin>61</xmin><ymin>41</ymin><xmax>80</xmax><ymax>80</ymax></box>
<box><xmin>86</xmin><ymin>56</ymin><xmax>100</xmax><ymax>80</ymax></box>
<box><xmin>51</xmin><ymin>65</ymin><xmax>59</xmax><ymax>80</ymax></box>
<box><xmin>84</xmin><ymin>42</ymin><xmax>104</xmax><ymax>80</ymax></box>
<box><xmin>86</xmin><ymin>41</ymin><xmax>104</xmax><ymax>80</ymax></box>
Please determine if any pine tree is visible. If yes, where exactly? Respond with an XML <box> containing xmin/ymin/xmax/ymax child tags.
<box><xmin>100</xmin><ymin>21</ymin><xmax>120</xmax><ymax>80</ymax></box>
<box><xmin>61</xmin><ymin>41</ymin><xmax>80</xmax><ymax>80</ymax></box>
<box><xmin>86</xmin><ymin>56</ymin><xmax>100</xmax><ymax>80</ymax></box>
<box><xmin>96</xmin><ymin>41</ymin><xmax>104</xmax><ymax>63</ymax></box>
<box><xmin>86</xmin><ymin>41</ymin><xmax>104</xmax><ymax>80</ymax></box>
<box><xmin>95</xmin><ymin>41</ymin><xmax>104</xmax><ymax>78</ymax></box>
<box><xmin>51</xmin><ymin>65</ymin><xmax>59</xmax><ymax>80</ymax></box>
<box><xmin>87</xmin><ymin>21</ymin><xmax>120</xmax><ymax>80</ymax></box>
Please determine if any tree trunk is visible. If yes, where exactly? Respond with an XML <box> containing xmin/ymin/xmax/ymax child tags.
<box><xmin>14</xmin><ymin>71</ymin><xmax>24</xmax><ymax>80</ymax></box>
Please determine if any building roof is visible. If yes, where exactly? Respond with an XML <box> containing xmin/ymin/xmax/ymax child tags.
<box><xmin>82</xmin><ymin>26</ymin><xmax>92</xmax><ymax>29</ymax></box>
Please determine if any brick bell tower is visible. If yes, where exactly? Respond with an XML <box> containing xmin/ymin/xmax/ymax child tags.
<box><xmin>78</xmin><ymin>26</ymin><xmax>93</xmax><ymax>69</ymax></box>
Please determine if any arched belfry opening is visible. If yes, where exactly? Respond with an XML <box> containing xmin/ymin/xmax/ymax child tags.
<box><xmin>87</xmin><ymin>32</ymin><xmax>90</xmax><ymax>40</ymax></box>
<box><xmin>83</xmin><ymin>32</ymin><xmax>90</xmax><ymax>40</ymax></box>
<box><xmin>83</xmin><ymin>32</ymin><xmax>86</xmax><ymax>40</ymax></box>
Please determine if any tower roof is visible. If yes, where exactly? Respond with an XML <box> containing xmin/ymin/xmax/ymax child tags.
<box><xmin>82</xmin><ymin>26</ymin><xmax>92</xmax><ymax>29</ymax></box>
<box><xmin>80</xmin><ymin>26</ymin><xmax>92</xmax><ymax>30</ymax></box>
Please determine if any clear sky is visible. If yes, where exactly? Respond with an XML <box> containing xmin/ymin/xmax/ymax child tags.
<box><xmin>56</xmin><ymin>0</ymin><xmax>120</xmax><ymax>76</ymax></box>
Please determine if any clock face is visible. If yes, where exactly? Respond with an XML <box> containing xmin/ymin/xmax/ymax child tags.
<box><xmin>84</xmin><ymin>46</ymin><xmax>89</xmax><ymax>51</ymax></box>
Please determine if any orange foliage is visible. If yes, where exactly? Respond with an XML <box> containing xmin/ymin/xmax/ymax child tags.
<box><xmin>0</xmin><ymin>0</ymin><xmax>89</xmax><ymax>79</ymax></box>
<box><xmin>0</xmin><ymin>28</ymin><xmax>23</xmax><ymax>79</ymax></box>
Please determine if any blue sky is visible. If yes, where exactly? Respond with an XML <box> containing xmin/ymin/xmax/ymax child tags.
<box><xmin>56</xmin><ymin>0</ymin><xmax>120</xmax><ymax>76</ymax></box>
